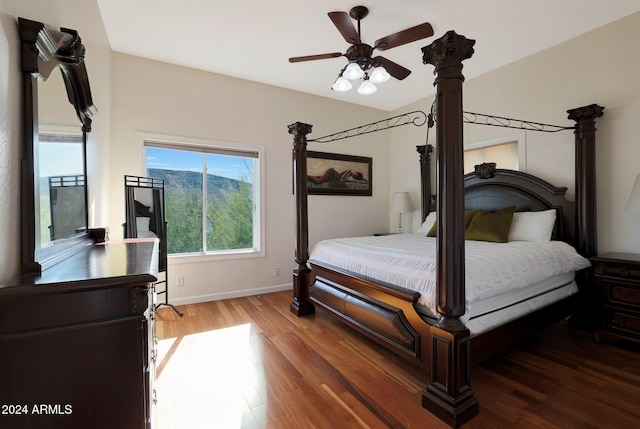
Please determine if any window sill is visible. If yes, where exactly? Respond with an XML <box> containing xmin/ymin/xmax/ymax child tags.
<box><xmin>168</xmin><ymin>248</ymin><xmax>264</xmax><ymax>265</ymax></box>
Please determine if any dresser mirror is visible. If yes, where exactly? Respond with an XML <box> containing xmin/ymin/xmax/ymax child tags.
<box><xmin>19</xmin><ymin>18</ymin><xmax>97</xmax><ymax>273</ymax></box>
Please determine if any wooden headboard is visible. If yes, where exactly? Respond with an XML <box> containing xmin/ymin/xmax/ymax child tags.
<box><xmin>463</xmin><ymin>162</ymin><xmax>576</xmax><ymax>246</ymax></box>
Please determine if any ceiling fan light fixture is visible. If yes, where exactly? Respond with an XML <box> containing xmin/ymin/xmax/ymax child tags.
<box><xmin>370</xmin><ymin>66</ymin><xmax>390</xmax><ymax>83</ymax></box>
<box><xmin>343</xmin><ymin>62</ymin><xmax>365</xmax><ymax>80</ymax></box>
<box><xmin>332</xmin><ymin>76</ymin><xmax>352</xmax><ymax>91</ymax></box>
<box><xmin>357</xmin><ymin>79</ymin><xmax>377</xmax><ymax>95</ymax></box>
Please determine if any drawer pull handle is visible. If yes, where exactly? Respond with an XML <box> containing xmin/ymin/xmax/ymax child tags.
<box><xmin>620</xmin><ymin>267</ymin><xmax>630</xmax><ymax>277</ymax></box>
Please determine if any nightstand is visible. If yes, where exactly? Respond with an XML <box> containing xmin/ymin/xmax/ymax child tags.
<box><xmin>590</xmin><ymin>252</ymin><xmax>640</xmax><ymax>344</ymax></box>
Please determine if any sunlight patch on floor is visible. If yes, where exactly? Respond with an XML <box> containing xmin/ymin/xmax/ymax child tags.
<box><xmin>154</xmin><ymin>323</ymin><xmax>255</xmax><ymax>429</ymax></box>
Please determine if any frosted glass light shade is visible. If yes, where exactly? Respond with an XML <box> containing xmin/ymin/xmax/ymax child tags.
<box><xmin>370</xmin><ymin>66</ymin><xmax>390</xmax><ymax>83</ymax></box>
<box><xmin>332</xmin><ymin>77</ymin><xmax>352</xmax><ymax>91</ymax></box>
<box><xmin>357</xmin><ymin>80</ymin><xmax>377</xmax><ymax>95</ymax></box>
<box><xmin>343</xmin><ymin>62</ymin><xmax>364</xmax><ymax>80</ymax></box>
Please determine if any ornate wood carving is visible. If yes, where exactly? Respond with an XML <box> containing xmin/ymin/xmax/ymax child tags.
<box><xmin>421</xmin><ymin>30</ymin><xmax>479</xmax><ymax>426</ymax></box>
<box><xmin>57</xmin><ymin>28</ymin><xmax>96</xmax><ymax>133</ymax></box>
<box><xmin>129</xmin><ymin>285</ymin><xmax>150</xmax><ymax>315</ymax></box>
<box><xmin>473</xmin><ymin>162</ymin><xmax>496</xmax><ymax>179</ymax></box>
<box><xmin>289</xmin><ymin>122</ymin><xmax>315</xmax><ymax>317</ymax></box>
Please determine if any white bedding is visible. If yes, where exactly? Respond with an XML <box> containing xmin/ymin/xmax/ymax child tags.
<box><xmin>309</xmin><ymin>233</ymin><xmax>590</xmax><ymax>323</ymax></box>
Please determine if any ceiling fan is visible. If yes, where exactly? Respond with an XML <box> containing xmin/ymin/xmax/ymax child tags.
<box><xmin>288</xmin><ymin>6</ymin><xmax>434</xmax><ymax>94</ymax></box>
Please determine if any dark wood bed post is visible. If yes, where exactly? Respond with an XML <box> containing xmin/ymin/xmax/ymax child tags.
<box><xmin>567</xmin><ymin>104</ymin><xmax>604</xmax><ymax>258</ymax></box>
<box><xmin>416</xmin><ymin>144</ymin><xmax>434</xmax><ymax>222</ymax></box>
<box><xmin>421</xmin><ymin>31</ymin><xmax>479</xmax><ymax>427</ymax></box>
<box><xmin>289</xmin><ymin>122</ymin><xmax>315</xmax><ymax>316</ymax></box>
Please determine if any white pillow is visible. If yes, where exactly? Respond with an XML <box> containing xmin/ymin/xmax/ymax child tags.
<box><xmin>136</xmin><ymin>216</ymin><xmax>151</xmax><ymax>232</ymax></box>
<box><xmin>417</xmin><ymin>211</ymin><xmax>437</xmax><ymax>234</ymax></box>
<box><xmin>508</xmin><ymin>209</ymin><xmax>556</xmax><ymax>242</ymax></box>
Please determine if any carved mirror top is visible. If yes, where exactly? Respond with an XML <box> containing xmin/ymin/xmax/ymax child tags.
<box><xmin>19</xmin><ymin>17</ymin><xmax>96</xmax><ymax>132</ymax></box>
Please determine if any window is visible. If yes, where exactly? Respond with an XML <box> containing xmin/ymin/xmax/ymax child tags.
<box><xmin>464</xmin><ymin>133</ymin><xmax>526</xmax><ymax>174</ymax></box>
<box><xmin>38</xmin><ymin>131</ymin><xmax>85</xmax><ymax>246</ymax></box>
<box><xmin>143</xmin><ymin>136</ymin><xmax>263</xmax><ymax>258</ymax></box>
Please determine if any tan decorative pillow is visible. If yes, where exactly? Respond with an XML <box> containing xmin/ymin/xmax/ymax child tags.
<box><xmin>465</xmin><ymin>205</ymin><xmax>516</xmax><ymax>243</ymax></box>
<box><xmin>427</xmin><ymin>210</ymin><xmax>478</xmax><ymax>237</ymax></box>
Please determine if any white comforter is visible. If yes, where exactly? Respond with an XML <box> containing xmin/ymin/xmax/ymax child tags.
<box><xmin>309</xmin><ymin>233</ymin><xmax>590</xmax><ymax>315</ymax></box>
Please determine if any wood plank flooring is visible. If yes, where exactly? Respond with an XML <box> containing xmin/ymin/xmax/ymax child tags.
<box><xmin>155</xmin><ymin>291</ymin><xmax>640</xmax><ymax>428</ymax></box>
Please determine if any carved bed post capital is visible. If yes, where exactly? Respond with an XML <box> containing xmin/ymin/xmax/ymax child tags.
<box><xmin>567</xmin><ymin>104</ymin><xmax>604</xmax><ymax>126</ymax></box>
<box><xmin>288</xmin><ymin>121</ymin><xmax>313</xmax><ymax>137</ymax></box>
<box><xmin>422</xmin><ymin>30</ymin><xmax>475</xmax><ymax>82</ymax></box>
<box><xmin>289</xmin><ymin>122</ymin><xmax>315</xmax><ymax>317</ymax></box>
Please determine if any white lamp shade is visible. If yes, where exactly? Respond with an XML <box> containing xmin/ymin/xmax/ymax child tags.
<box><xmin>391</xmin><ymin>192</ymin><xmax>413</xmax><ymax>213</ymax></box>
<box><xmin>332</xmin><ymin>76</ymin><xmax>352</xmax><ymax>91</ymax></box>
<box><xmin>627</xmin><ymin>174</ymin><xmax>640</xmax><ymax>212</ymax></box>
<box><xmin>357</xmin><ymin>80</ymin><xmax>377</xmax><ymax>95</ymax></box>
<box><xmin>342</xmin><ymin>62</ymin><xmax>364</xmax><ymax>80</ymax></box>
<box><xmin>370</xmin><ymin>66</ymin><xmax>390</xmax><ymax>83</ymax></box>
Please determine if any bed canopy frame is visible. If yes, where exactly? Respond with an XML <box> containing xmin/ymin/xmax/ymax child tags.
<box><xmin>288</xmin><ymin>30</ymin><xmax>604</xmax><ymax>427</ymax></box>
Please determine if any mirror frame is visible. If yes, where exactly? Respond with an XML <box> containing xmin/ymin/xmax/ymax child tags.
<box><xmin>19</xmin><ymin>17</ymin><xmax>97</xmax><ymax>273</ymax></box>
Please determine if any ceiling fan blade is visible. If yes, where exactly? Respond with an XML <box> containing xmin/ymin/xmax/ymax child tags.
<box><xmin>289</xmin><ymin>52</ymin><xmax>344</xmax><ymax>63</ymax></box>
<box><xmin>373</xmin><ymin>56</ymin><xmax>411</xmax><ymax>80</ymax></box>
<box><xmin>328</xmin><ymin>11</ymin><xmax>361</xmax><ymax>44</ymax></box>
<box><xmin>374</xmin><ymin>22</ymin><xmax>434</xmax><ymax>51</ymax></box>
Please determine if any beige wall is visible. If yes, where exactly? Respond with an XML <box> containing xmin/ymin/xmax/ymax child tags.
<box><xmin>3</xmin><ymin>3</ymin><xmax>639</xmax><ymax>300</ymax></box>
<box><xmin>110</xmin><ymin>53</ymin><xmax>390</xmax><ymax>304</ymax></box>
<box><xmin>390</xmin><ymin>11</ymin><xmax>640</xmax><ymax>255</ymax></box>
<box><xmin>0</xmin><ymin>0</ymin><xmax>111</xmax><ymax>282</ymax></box>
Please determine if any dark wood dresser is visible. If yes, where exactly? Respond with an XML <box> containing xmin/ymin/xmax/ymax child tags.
<box><xmin>590</xmin><ymin>252</ymin><xmax>640</xmax><ymax>344</ymax></box>
<box><xmin>0</xmin><ymin>239</ymin><xmax>158</xmax><ymax>429</ymax></box>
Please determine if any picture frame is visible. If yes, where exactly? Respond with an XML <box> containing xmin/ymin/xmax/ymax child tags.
<box><xmin>307</xmin><ymin>151</ymin><xmax>372</xmax><ymax>196</ymax></box>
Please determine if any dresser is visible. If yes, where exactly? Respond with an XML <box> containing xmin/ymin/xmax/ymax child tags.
<box><xmin>0</xmin><ymin>239</ymin><xmax>158</xmax><ymax>429</ymax></box>
<box><xmin>590</xmin><ymin>252</ymin><xmax>640</xmax><ymax>344</ymax></box>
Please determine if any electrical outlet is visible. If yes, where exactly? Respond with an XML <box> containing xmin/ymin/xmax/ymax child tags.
<box><xmin>176</xmin><ymin>275</ymin><xmax>184</xmax><ymax>287</ymax></box>
<box><xmin>273</xmin><ymin>267</ymin><xmax>280</xmax><ymax>277</ymax></box>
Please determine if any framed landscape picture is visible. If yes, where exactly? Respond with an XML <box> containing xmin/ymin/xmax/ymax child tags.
<box><xmin>307</xmin><ymin>151</ymin><xmax>372</xmax><ymax>196</ymax></box>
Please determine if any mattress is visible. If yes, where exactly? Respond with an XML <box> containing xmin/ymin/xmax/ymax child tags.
<box><xmin>309</xmin><ymin>233</ymin><xmax>590</xmax><ymax>334</ymax></box>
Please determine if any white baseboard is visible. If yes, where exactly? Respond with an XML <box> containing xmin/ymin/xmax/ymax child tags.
<box><xmin>166</xmin><ymin>283</ymin><xmax>292</xmax><ymax>307</ymax></box>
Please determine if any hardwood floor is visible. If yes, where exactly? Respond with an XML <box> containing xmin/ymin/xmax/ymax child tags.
<box><xmin>155</xmin><ymin>291</ymin><xmax>640</xmax><ymax>428</ymax></box>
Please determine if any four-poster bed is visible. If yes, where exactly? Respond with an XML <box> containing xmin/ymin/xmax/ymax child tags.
<box><xmin>288</xmin><ymin>30</ymin><xmax>604</xmax><ymax>427</ymax></box>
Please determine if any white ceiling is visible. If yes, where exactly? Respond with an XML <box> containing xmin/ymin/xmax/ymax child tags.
<box><xmin>96</xmin><ymin>0</ymin><xmax>640</xmax><ymax>111</ymax></box>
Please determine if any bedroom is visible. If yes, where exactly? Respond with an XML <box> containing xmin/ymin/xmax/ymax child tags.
<box><xmin>1</xmin><ymin>0</ymin><xmax>640</xmax><ymax>427</ymax></box>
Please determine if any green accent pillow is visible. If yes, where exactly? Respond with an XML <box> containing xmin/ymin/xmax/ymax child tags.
<box><xmin>427</xmin><ymin>209</ymin><xmax>478</xmax><ymax>237</ymax></box>
<box><xmin>465</xmin><ymin>205</ymin><xmax>516</xmax><ymax>243</ymax></box>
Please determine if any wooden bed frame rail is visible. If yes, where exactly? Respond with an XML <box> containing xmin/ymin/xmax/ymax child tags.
<box><xmin>288</xmin><ymin>29</ymin><xmax>604</xmax><ymax>427</ymax></box>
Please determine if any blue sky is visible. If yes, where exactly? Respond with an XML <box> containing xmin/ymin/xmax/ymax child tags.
<box><xmin>146</xmin><ymin>147</ymin><xmax>254</xmax><ymax>183</ymax></box>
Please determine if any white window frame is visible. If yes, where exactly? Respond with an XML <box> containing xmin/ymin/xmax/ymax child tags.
<box><xmin>136</xmin><ymin>131</ymin><xmax>265</xmax><ymax>263</ymax></box>
<box><xmin>464</xmin><ymin>132</ymin><xmax>527</xmax><ymax>172</ymax></box>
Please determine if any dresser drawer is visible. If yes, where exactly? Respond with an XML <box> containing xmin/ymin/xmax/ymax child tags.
<box><xmin>593</xmin><ymin>260</ymin><xmax>640</xmax><ymax>281</ymax></box>
<box><xmin>602</xmin><ymin>279</ymin><xmax>640</xmax><ymax>308</ymax></box>
<box><xmin>604</xmin><ymin>307</ymin><xmax>640</xmax><ymax>337</ymax></box>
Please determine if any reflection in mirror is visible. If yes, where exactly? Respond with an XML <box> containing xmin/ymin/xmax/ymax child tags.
<box><xmin>19</xmin><ymin>17</ymin><xmax>96</xmax><ymax>273</ymax></box>
<box><xmin>38</xmin><ymin>66</ymin><xmax>87</xmax><ymax>247</ymax></box>
<box><xmin>39</xmin><ymin>133</ymin><xmax>86</xmax><ymax>243</ymax></box>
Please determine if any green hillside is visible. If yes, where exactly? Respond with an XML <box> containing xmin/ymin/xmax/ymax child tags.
<box><xmin>147</xmin><ymin>168</ymin><xmax>248</xmax><ymax>199</ymax></box>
